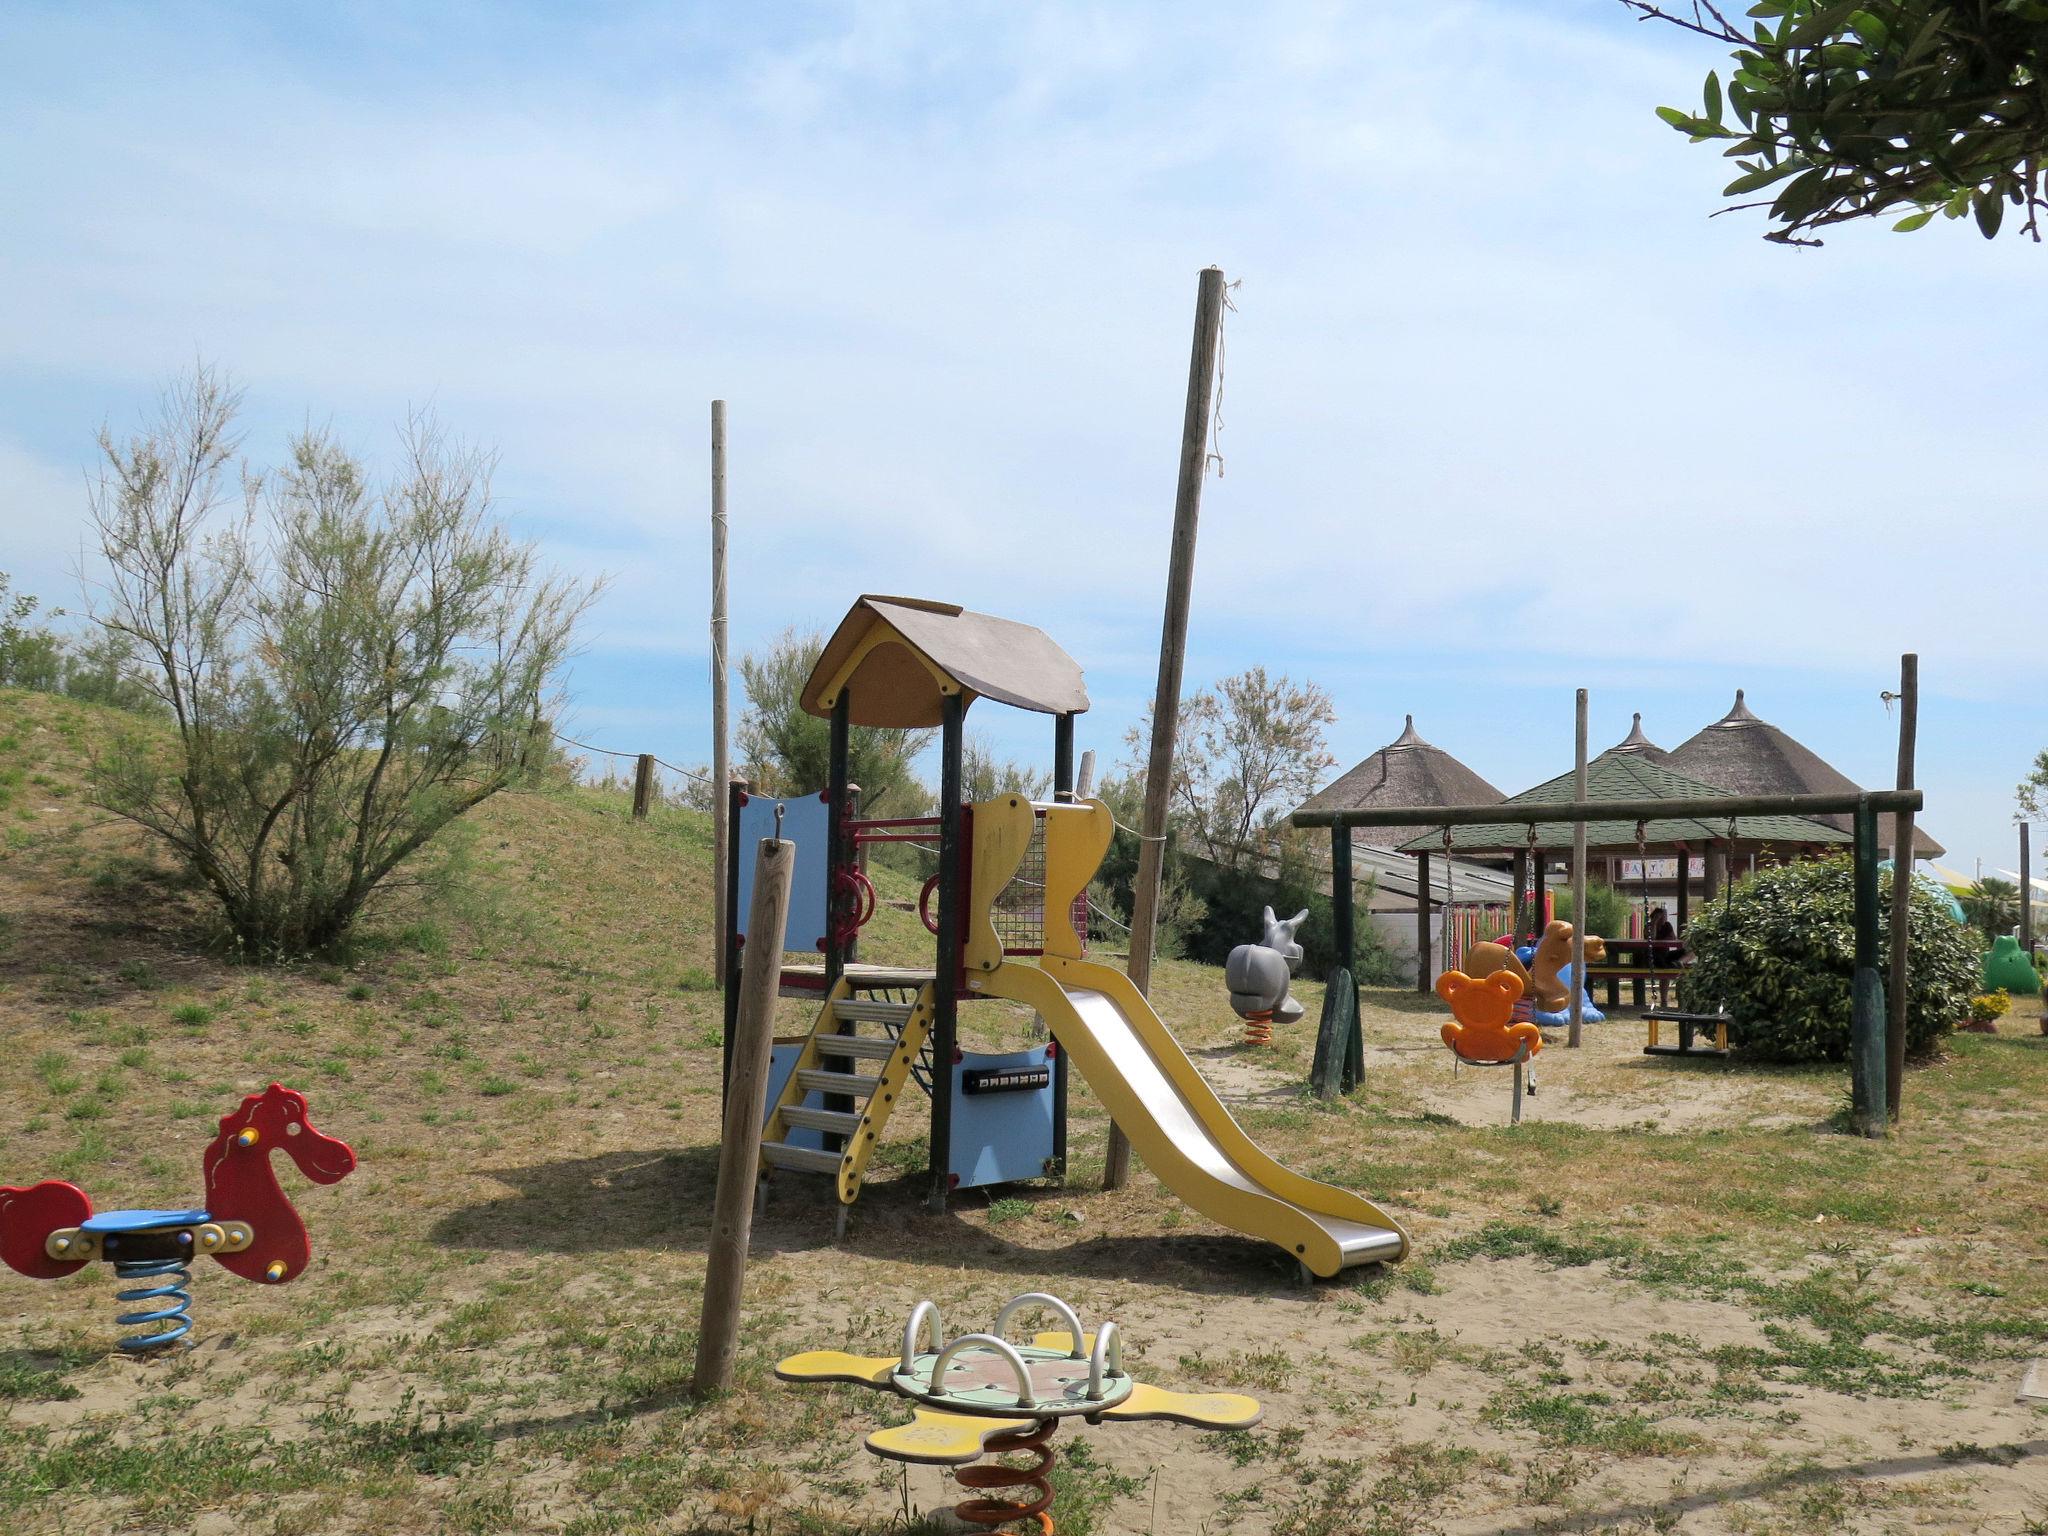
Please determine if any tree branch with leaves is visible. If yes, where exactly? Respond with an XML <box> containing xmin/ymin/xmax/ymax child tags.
<box><xmin>1623</xmin><ymin>0</ymin><xmax>2048</xmax><ymax>244</ymax></box>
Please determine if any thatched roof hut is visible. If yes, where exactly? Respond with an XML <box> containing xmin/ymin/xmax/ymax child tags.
<box><xmin>1295</xmin><ymin>716</ymin><xmax>1504</xmax><ymax>844</ymax></box>
<box><xmin>1593</xmin><ymin>713</ymin><xmax>1674</xmax><ymax>768</ymax></box>
<box><xmin>1666</xmin><ymin>691</ymin><xmax>1945</xmax><ymax>859</ymax></box>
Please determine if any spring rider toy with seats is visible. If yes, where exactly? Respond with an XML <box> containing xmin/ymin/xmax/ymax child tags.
<box><xmin>1226</xmin><ymin>906</ymin><xmax>1309</xmax><ymax>1045</ymax></box>
<box><xmin>0</xmin><ymin>1083</ymin><xmax>356</xmax><ymax>1351</ymax></box>
<box><xmin>778</xmin><ymin>1291</ymin><xmax>1260</xmax><ymax>1533</ymax></box>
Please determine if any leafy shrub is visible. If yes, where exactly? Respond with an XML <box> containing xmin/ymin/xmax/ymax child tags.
<box><xmin>1968</xmin><ymin>990</ymin><xmax>2011</xmax><ymax>1025</ymax></box>
<box><xmin>1551</xmin><ymin>880</ymin><xmax>1633</xmax><ymax>940</ymax></box>
<box><xmin>1682</xmin><ymin>857</ymin><xmax>1979</xmax><ymax>1063</ymax></box>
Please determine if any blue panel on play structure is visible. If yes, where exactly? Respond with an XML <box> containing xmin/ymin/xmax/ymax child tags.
<box><xmin>949</xmin><ymin>1044</ymin><xmax>1057</xmax><ymax>1191</ymax></box>
<box><xmin>764</xmin><ymin>1042</ymin><xmax>827</xmax><ymax>1152</ymax></box>
<box><xmin>735</xmin><ymin>789</ymin><xmax>833</xmax><ymax>954</ymax></box>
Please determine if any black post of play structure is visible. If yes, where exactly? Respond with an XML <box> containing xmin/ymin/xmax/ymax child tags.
<box><xmin>928</xmin><ymin>692</ymin><xmax>965</xmax><ymax>1212</ymax></box>
<box><xmin>825</xmin><ymin>693</ymin><xmax>851</xmax><ymax>992</ymax></box>
<box><xmin>1051</xmin><ymin>711</ymin><xmax>1075</xmax><ymax>1179</ymax></box>
<box><xmin>1311</xmin><ymin>825</ymin><xmax>1362</xmax><ymax>1100</ymax></box>
<box><xmin>720</xmin><ymin>776</ymin><xmax>747</xmax><ymax>1114</ymax></box>
<box><xmin>1850</xmin><ymin>798</ymin><xmax>1888</xmax><ymax>1135</ymax></box>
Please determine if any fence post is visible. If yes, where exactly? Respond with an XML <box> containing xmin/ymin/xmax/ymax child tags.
<box><xmin>693</xmin><ymin>833</ymin><xmax>794</xmax><ymax>1397</ymax></box>
<box><xmin>1849</xmin><ymin>797</ymin><xmax>1888</xmax><ymax>1138</ymax></box>
<box><xmin>632</xmin><ymin>754</ymin><xmax>655</xmax><ymax>820</ymax></box>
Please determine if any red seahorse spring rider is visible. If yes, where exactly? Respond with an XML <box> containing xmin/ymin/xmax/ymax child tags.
<box><xmin>0</xmin><ymin>1083</ymin><xmax>355</xmax><ymax>1351</ymax></box>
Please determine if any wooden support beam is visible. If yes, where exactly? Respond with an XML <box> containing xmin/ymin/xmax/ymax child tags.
<box><xmin>2023</xmin><ymin>821</ymin><xmax>2035</xmax><ymax>957</ymax></box>
<box><xmin>1850</xmin><ymin>798</ymin><xmax>1888</xmax><ymax>1138</ymax></box>
<box><xmin>1415</xmin><ymin>851</ymin><xmax>1432</xmax><ymax>993</ymax></box>
<box><xmin>1569</xmin><ymin>689</ymin><xmax>1588</xmax><ymax>1048</ymax></box>
<box><xmin>631</xmin><ymin>754</ymin><xmax>655</xmax><ymax>820</ymax></box>
<box><xmin>710</xmin><ymin>399</ymin><xmax>731</xmax><ymax>985</ymax></box>
<box><xmin>693</xmin><ymin>831</ymin><xmax>793</xmax><ymax>1397</ymax></box>
<box><xmin>1886</xmin><ymin>654</ymin><xmax>1917</xmax><ymax>1123</ymax></box>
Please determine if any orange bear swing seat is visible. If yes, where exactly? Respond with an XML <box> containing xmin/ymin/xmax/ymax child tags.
<box><xmin>1436</xmin><ymin>970</ymin><xmax>1543</xmax><ymax>1065</ymax></box>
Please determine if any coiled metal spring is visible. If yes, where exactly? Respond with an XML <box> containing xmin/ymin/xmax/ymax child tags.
<box><xmin>1241</xmin><ymin>1009</ymin><xmax>1274</xmax><ymax>1046</ymax></box>
<box><xmin>112</xmin><ymin>1256</ymin><xmax>194</xmax><ymax>1351</ymax></box>
<box><xmin>952</xmin><ymin>1416</ymin><xmax>1057</xmax><ymax>1534</ymax></box>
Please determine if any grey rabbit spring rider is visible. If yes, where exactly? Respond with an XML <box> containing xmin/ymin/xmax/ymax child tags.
<box><xmin>1226</xmin><ymin>906</ymin><xmax>1308</xmax><ymax>1045</ymax></box>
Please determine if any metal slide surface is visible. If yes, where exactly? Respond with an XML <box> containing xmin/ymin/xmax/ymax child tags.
<box><xmin>981</xmin><ymin>957</ymin><xmax>1408</xmax><ymax>1277</ymax></box>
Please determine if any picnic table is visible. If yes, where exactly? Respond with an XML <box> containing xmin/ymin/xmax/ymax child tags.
<box><xmin>1584</xmin><ymin>937</ymin><xmax>1686</xmax><ymax>1010</ymax></box>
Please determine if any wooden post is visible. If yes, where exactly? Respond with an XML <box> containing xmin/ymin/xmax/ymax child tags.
<box><xmin>825</xmin><ymin>693</ymin><xmax>850</xmax><ymax>992</ymax></box>
<box><xmin>1053</xmin><ymin>713</ymin><xmax>1075</xmax><ymax>803</ymax></box>
<box><xmin>1569</xmin><ymin>689</ymin><xmax>1588</xmax><ymax>1048</ymax></box>
<box><xmin>710</xmin><ymin>399</ymin><xmax>731</xmax><ymax>984</ymax></box>
<box><xmin>1675</xmin><ymin>843</ymin><xmax>1690</xmax><ymax>933</ymax></box>
<box><xmin>1113</xmin><ymin>264</ymin><xmax>1226</xmax><ymax>1193</ymax></box>
<box><xmin>1886</xmin><ymin>653</ymin><xmax>1916</xmax><ymax>1122</ymax></box>
<box><xmin>1050</xmin><ymin>715</ymin><xmax>1074</xmax><ymax>1179</ymax></box>
<box><xmin>1075</xmin><ymin>749</ymin><xmax>1097</xmax><ymax>800</ymax></box>
<box><xmin>1850</xmin><ymin>797</ymin><xmax>1888</xmax><ymax>1137</ymax></box>
<box><xmin>1704</xmin><ymin>845</ymin><xmax>1724</xmax><ymax>904</ymax></box>
<box><xmin>1331</xmin><ymin>827</ymin><xmax>1361</xmax><ymax>1088</ymax></box>
<box><xmin>2022</xmin><ymin>820</ymin><xmax>2035</xmax><ymax>956</ymax></box>
<box><xmin>631</xmin><ymin>754</ymin><xmax>655</xmax><ymax>820</ymax></box>
<box><xmin>1413</xmin><ymin>851</ymin><xmax>1432</xmax><ymax>992</ymax></box>
<box><xmin>928</xmin><ymin>693</ymin><xmax>965</xmax><ymax>1211</ymax></box>
<box><xmin>692</xmin><ymin>831</ymin><xmax>794</xmax><ymax>1397</ymax></box>
<box><xmin>1332</xmin><ymin>828</ymin><xmax>1355</xmax><ymax>970</ymax></box>
<box><xmin>1511</xmin><ymin>849</ymin><xmax>1530</xmax><ymax>941</ymax></box>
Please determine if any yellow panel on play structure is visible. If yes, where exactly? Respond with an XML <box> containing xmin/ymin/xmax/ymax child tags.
<box><xmin>964</xmin><ymin>794</ymin><xmax>1039</xmax><ymax>974</ymax></box>
<box><xmin>1039</xmin><ymin>800</ymin><xmax>1113</xmax><ymax>961</ymax></box>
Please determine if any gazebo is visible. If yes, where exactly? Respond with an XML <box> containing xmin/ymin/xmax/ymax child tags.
<box><xmin>1395</xmin><ymin>752</ymin><xmax>1850</xmax><ymax>950</ymax></box>
<box><xmin>1295</xmin><ymin>716</ymin><xmax>1506</xmax><ymax>988</ymax></box>
<box><xmin>1666</xmin><ymin>691</ymin><xmax>1945</xmax><ymax>861</ymax></box>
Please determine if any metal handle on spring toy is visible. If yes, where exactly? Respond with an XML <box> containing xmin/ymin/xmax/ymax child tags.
<box><xmin>928</xmin><ymin>1334</ymin><xmax>1039</xmax><ymax>1410</ymax></box>
<box><xmin>1087</xmin><ymin>1322</ymin><xmax>1123</xmax><ymax>1401</ymax></box>
<box><xmin>992</xmin><ymin>1292</ymin><xmax>1086</xmax><ymax>1360</ymax></box>
<box><xmin>900</xmin><ymin>1300</ymin><xmax>944</xmax><ymax>1375</ymax></box>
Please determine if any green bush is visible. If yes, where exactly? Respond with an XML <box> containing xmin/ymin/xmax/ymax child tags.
<box><xmin>1551</xmin><ymin>880</ymin><xmax>1634</xmax><ymax>940</ymax></box>
<box><xmin>1681</xmin><ymin>857</ymin><xmax>1979</xmax><ymax>1063</ymax></box>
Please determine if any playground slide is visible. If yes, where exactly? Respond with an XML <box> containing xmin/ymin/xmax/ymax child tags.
<box><xmin>981</xmin><ymin>955</ymin><xmax>1409</xmax><ymax>1278</ymax></box>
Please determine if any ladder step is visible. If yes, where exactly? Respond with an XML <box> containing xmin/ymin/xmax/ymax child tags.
<box><xmin>782</xmin><ymin>1105</ymin><xmax>864</xmax><ymax>1135</ymax></box>
<box><xmin>815</xmin><ymin>1034</ymin><xmax>897</xmax><ymax>1061</ymax></box>
<box><xmin>797</xmin><ymin>1067</ymin><xmax>882</xmax><ymax>1097</ymax></box>
<box><xmin>832</xmin><ymin>1000</ymin><xmax>917</xmax><ymax>1026</ymax></box>
<box><xmin>761</xmin><ymin>1142</ymin><xmax>847</xmax><ymax>1176</ymax></box>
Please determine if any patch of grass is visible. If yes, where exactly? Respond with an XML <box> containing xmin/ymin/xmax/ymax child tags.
<box><xmin>478</xmin><ymin>1076</ymin><xmax>516</xmax><ymax>1097</ymax></box>
<box><xmin>986</xmin><ymin>1198</ymin><xmax>1033</xmax><ymax>1225</ymax></box>
<box><xmin>1483</xmin><ymin>1384</ymin><xmax>1701</xmax><ymax>1457</ymax></box>
<box><xmin>170</xmin><ymin>1002</ymin><xmax>214</xmax><ymax>1027</ymax></box>
<box><xmin>33</xmin><ymin>1050</ymin><xmax>80</xmax><ymax>1097</ymax></box>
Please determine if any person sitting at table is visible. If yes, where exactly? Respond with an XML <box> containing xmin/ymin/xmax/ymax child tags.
<box><xmin>1648</xmin><ymin>906</ymin><xmax>1678</xmax><ymax>1006</ymax></box>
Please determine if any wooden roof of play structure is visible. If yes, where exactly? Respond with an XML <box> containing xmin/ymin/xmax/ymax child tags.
<box><xmin>1666</xmin><ymin>691</ymin><xmax>1944</xmax><ymax>859</ymax></box>
<box><xmin>801</xmin><ymin>595</ymin><xmax>1090</xmax><ymax>728</ymax></box>
<box><xmin>1394</xmin><ymin>752</ymin><xmax>1851</xmax><ymax>856</ymax></box>
<box><xmin>1294</xmin><ymin>716</ymin><xmax>1505</xmax><ymax>842</ymax></box>
<box><xmin>1593</xmin><ymin>713</ymin><xmax>1675</xmax><ymax>768</ymax></box>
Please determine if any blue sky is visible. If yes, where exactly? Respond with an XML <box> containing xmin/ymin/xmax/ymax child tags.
<box><xmin>1</xmin><ymin>2</ymin><xmax>2040</xmax><ymax>881</ymax></box>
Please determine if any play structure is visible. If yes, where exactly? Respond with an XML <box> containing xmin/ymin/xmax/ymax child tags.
<box><xmin>0</xmin><ymin>1084</ymin><xmax>355</xmax><ymax>1350</ymax></box>
<box><xmin>776</xmin><ymin>1290</ymin><xmax>1260</xmax><ymax>1533</ymax></box>
<box><xmin>1983</xmin><ymin>933</ymin><xmax>2042</xmax><ymax>996</ymax></box>
<box><xmin>722</xmin><ymin>596</ymin><xmax>1409</xmax><ymax>1276</ymax></box>
<box><xmin>1224</xmin><ymin>905</ymin><xmax>1308</xmax><ymax>1044</ymax></box>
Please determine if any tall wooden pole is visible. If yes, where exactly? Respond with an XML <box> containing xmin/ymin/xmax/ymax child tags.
<box><xmin>693</xmin><ymin>831</ymin><xmax>793</xmax><ymax>1397</ymax></box>
<box><xmin>929</xmin><ymin>693</ymin><xmax>965</xmax><ymax>1210</ymax></box>
<box><xmin>710</xmin><ymin>400</ymin><xmax>732</xmax><ymax>985</ymax></box>
<box><xmin>1850</xmin><ymin>797</ymin><xmax>1888</xmax><ymax>1137</ymax></box>
<box><xmin>1111</xmin><ymin>264</ymin><xmax>1226</xmax><ymax>1192</ymax></box>
<box><xmin>1885</xmin><ymin>653</ymin><xmax>1916</xmax><ymax>1122</ymax></box>
<box><xmin>1569</xmin><ymin>689</ymin><xmax>1588</xmax><ymax>1048</ymax></box>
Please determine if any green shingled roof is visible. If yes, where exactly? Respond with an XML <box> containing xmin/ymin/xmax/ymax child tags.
<box><xmin>1393</xmin><ymin>753</ymin><xmax>1852</xmax><ymax>855</ymax></box>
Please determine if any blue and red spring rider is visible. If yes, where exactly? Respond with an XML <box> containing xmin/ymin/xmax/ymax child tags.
<box><xmin>0</xmin><ymin>1083</ymin><xmax>355</xmax><ymax>1352</ymax></box>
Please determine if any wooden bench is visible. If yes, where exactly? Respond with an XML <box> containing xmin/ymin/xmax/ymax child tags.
<box><xmin>1642</xmin><ymin>1009</ymin><xmax>1734</xmax><ymax>1058</ymax></box>
<box><xmin>1584</xmin><ymin>964</ymin><xmax>1687</xmax><ymax>1010</ymax></box>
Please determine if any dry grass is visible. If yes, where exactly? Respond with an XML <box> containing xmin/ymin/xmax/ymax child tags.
<box><xmin>3</xmin><ymin>686</ymin><xmax>2047</xmax><ymax>1535</ymax></box>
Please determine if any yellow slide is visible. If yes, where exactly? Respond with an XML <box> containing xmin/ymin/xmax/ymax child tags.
<box><xmin>979</xmin><ymin>954</ymin><xmax>1409</xmax><ymax>1278</ymax></box>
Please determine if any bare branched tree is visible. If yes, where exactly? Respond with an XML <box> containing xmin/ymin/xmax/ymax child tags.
<box><xmin>85</xmin><ymin>365</ymin><xmax>598</xmax><ymax>955</ymax></box>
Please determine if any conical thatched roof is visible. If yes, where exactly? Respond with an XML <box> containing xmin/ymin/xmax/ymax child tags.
<box><xmin>1296</xmin><ymin>715</ymin><xmax>1504</xmax><ymax>843</ymax></box>
<box><xmin>1593</xmin><ymin>712</ymin><xmax>1674</xmax><ymax>768</ymax></box>
<box><xmin>1666</xmin><ymin>691</ymin><xmax>1945</xmax><ymax>859</ymax></box>
<box><xmin>1395</xmin><ymin>751</ymin><xmax>1849</xmax><ymax>855</ymax></box>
